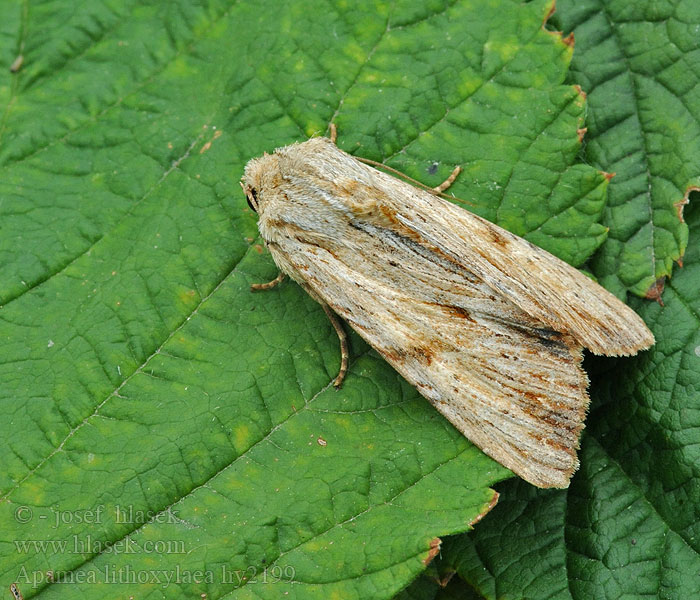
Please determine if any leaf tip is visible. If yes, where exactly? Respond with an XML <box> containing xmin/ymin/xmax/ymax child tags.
<box><xmin>542</xmin><ymin>0</ymin><xmax>557</xmax><ymax>25</ymax></box>
<box><xmin>469</xmin><ymin>490</ymin><xmax>500</xmax><ymax>527</ymax></box>
<box><xmin>422</xmin><ymin>537</ymin><xmax>442</xmax><ymax>566</ymax></box>
<box><xmin>436</xmin><ymin>569</ymin><xmax>456</xmax><ymax>588</ymax></box>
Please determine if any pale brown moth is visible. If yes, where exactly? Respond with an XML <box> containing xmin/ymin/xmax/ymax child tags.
<box><xmin>241</xmin><ymin>128</ymin><xmax>654</xmax><ymax>488</ymax></box>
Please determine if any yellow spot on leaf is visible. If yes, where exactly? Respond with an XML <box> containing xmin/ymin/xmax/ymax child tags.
<box><xmin>233</xmin><ymin>424</ymin><xmax>254</xmax><ymax>449</ymax></box>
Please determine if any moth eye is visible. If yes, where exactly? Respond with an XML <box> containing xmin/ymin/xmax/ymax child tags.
<box><xmin>246</xmin><ymin>187</ymin><xmax>259</xmax><ymax>212</ymax></box>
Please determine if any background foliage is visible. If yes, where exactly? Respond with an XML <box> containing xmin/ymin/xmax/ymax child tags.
<box><xmin>0</xmin><ymin>1</ymin><xmax>697</xmax><ymax>598</ymax></box>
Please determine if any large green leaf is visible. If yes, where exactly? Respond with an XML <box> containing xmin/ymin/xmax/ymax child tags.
<box><xmin>0</xmin><ymin>0</ymin><xmax>623</xmax><ymax>598</ymax></box>
<box><xmin>553</xmin><ymin>0</ymin><xmax>700</xmax><ymax>299</ymax></box>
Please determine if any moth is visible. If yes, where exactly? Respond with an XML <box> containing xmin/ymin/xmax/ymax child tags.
<box><xmin>241</xmin><ymin>130</ymin><xmax>654</xmax><ymax>488</ymax></box>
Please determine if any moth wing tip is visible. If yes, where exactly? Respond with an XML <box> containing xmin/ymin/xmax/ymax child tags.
<box><xmin>527</xmin><ymin>465</ymin><xmax>576</xmax><ymax>489</ymax></box>
<box><xmin>589</xmin><ymin>330</ymin><xmax>656</xmax><ymax>357</ymax></box>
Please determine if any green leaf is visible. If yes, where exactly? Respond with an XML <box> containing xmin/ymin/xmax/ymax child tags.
<box><xmin>395</xmin><ymin>572</ymin><xmax>485</xmax><ymax>600</ymax></box>
<box><xmin>553</xmin><ymin>0</ymin><xmax>700</xmax><ymax>298</ymax></box>
<box><xmin>334</xmin><ymin>0</ymin><xmax>610</xmax><ymax>267</ymax></box>
<box><xmin>0</xmin><ymin>0</ymin><xmax>621</xmax><ymax>598</ymax></box>
<box><xmin>442</xmin><ymin>196</ymin><xmax>700</xmax><ymax>599</ymax></box>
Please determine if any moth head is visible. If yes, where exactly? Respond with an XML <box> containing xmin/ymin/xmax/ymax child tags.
<box><xmin>241</xmin><ymin>151</ymin><xmax>279</xmax><ymax>215</ymax></box>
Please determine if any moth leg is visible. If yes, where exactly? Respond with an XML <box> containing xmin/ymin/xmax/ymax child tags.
<box><xmin>250</xmin><ymin>272</ymin><xmax>285</xmax><ymax>291</ymax></box>
<box><xmin>321</xmin><ymin>303</ymin><xmax>349</xmax><ymax>389</ymax></box>
<box><xmin>329</xmin><ymin>122</ymin><xmax>337</xmax><ymax>144</ymax></box>
<box><xmin>433</xmin><ymin>166</ymin><xmax>462</xmax><ymax>193</ymax></box>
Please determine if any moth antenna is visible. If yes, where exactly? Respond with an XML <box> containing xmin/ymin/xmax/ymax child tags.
<box><xmin>355</xmin><ymin>156</ymin><xmax>471</xmax><ymax>205</ymax></box>
<box><xmin>325</xmin><ymin>125</ymin><xmax>462</xmax><ymax>200</ymax></box>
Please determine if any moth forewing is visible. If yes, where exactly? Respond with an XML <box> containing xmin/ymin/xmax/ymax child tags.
<box><xmin>243</xmin><ymin>137</ymin><xmax>654</xmax><ymax>488</ymax></box>
<box><xmin>386</xmin><ymin>198</ymin><xmax>655</xmax><ymax>357</ymax></box>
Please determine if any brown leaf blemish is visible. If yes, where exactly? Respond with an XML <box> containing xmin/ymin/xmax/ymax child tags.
<box><xmin>645</xmin><ymin>277</ymin><xmax>665</xmax><ymax>305</ymax></box>
<box><xmin>469</xmin><ymin>491</ymin><xmax>499</xmax><ymax>527</ymax></box>
<box><xmin>422</xmin><ymin>537</ymin><xmax>442</xmax><ymax>566</ymax></box>
<box><xmin>542</xmin><ymin>0</ymin><xmax>556</xmax><ymax>25</ymax></box>
<box><xmin>675</xmin><ymin>187</ymin><xmax>697</xmax><ymax>223</ymax></box>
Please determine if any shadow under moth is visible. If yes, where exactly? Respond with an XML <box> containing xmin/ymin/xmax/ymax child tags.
<box><xmin>241</xmin><ymin>132</ymin><xmax>654</xmax><ymax>489</ymax></box>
